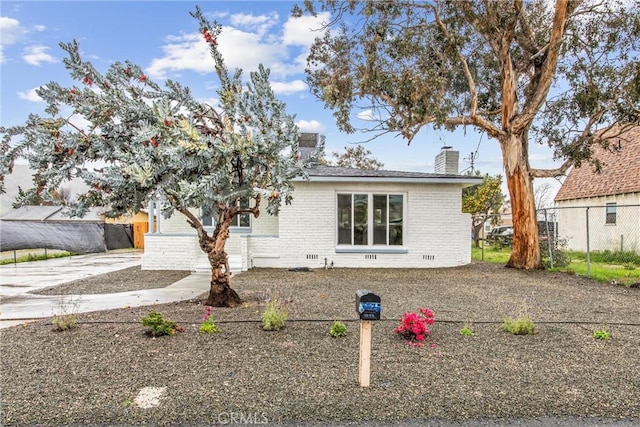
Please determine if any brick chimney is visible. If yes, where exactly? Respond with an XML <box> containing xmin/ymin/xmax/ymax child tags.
<box><xmin>298</xmin><ymin>133</ymin><xmax>319</xmax><ymax>160</ymax></box>
<box><xmin>434</xmin><ymin>146</ymin><xmax>459</xmax><ymax>175</ymax></box>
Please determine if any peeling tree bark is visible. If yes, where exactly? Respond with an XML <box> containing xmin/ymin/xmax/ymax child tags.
<box><xmin>180</xmin><ymin>207</ymin><xmax>243</xmax><ymax>308</ymax></box>
<box><xmin>501</xmin><ymin>133</ymin><xmax>542</xmax><ymax>269</ymax></box>
<box><xmin>203</xmin><ymin>215</ymin><xmax>242</xmax><ymax>307</ymax></box>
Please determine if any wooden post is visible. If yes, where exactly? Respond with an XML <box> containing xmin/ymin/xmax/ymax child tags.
<box><xmin>358</xmin><ymin>320</ymin><xmax>372</xmax><ymax>387</ymax></box>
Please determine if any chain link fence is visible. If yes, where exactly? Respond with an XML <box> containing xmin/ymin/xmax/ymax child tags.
<box><xmin>475</xmin><ymin>206</ymin><xmax>640</xmax><ymax>275</ymax></box>
<box><xmin>539</xmin><ymin>205</ymin><xmax>640</xmax><ymax>273</ymax></box>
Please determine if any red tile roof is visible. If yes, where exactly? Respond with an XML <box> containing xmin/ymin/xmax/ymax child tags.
<box><xmin>554</xmin><ymin>126</ymin><xmax>640</xmax><ymax>201</ymax></box>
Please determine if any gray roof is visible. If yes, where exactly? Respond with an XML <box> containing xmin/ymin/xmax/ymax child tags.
<box><xmin>301</xmin><ymin>165</ymin><xmax>482</xmax><ymax>186</ymax></box>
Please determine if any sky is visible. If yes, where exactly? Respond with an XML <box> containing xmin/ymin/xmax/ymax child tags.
<box><xmin>0</xmin><ymin>1</ymin><xmax>564</xmax><ymax>202</ymax></box>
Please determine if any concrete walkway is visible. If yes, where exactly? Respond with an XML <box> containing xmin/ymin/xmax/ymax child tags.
<box><xmin>0</xmin><ymin>250</ymin><xmax>210</xmax><ymax>329</ymax></box>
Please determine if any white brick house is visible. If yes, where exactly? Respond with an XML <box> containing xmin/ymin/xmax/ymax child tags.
<box><xmin>142</xmin><ymin>152</ymin><xmax>482</xmax><ymax>271</ymax></box>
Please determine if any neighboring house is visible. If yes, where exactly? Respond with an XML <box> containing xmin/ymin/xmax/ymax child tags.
<box><xmin>142</xmin><ymin>146</ymin><xmax>483</xmax><ymax>271</ymax></box>
<box><xmin>554</xmin><ymin>125</ymin><xmax>640</xmax><ymax>253</ymax></box>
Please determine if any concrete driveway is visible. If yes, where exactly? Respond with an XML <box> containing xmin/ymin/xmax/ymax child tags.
<box><xmin>0</xmin><ymin>250</ymin><xmax>209</xmax><ymax>328</ymax></box>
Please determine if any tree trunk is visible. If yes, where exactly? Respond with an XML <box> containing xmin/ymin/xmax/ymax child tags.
<box><xmin>204</xmin><ymin>216</ymin><xmax>242</xmax><ymax>307</ymax></box>
<box><xmin>205</xmin><ymin>250</ymin><xmax>242</xmax><ymax>307</ymax></box>
<box><xmin>501</xmin><ymin>133</ymin><xmax>543</xmax><ymax>269</ymax></box>
<box><xmin>472</xmin><ymin>221</ymin><xmax>483</xmax><ymax>248</ymax></box>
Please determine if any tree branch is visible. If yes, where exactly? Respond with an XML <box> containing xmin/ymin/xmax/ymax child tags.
<box><xmin>514</xmin><ymin>0</ymin><xmax>574</xmax><ymax>132</ymax></box>
<box><xmin>530</xmin><ymin>159</ymin><xmax>573</xmax><ymax>178</ymax></box>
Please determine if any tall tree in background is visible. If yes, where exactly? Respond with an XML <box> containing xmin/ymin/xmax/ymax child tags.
<box><xmin>332</xmin><ymin>144</ymin><xmax>384</xmax><ymax>169</ymax></box>
<box><xmin>462</xmin><ymin>172</ymin><xmax>505</xmax><ymax>248</ymax></box>
<box><xmin>0</xmin><ymin>7</ymin><xmax>313</xmax><ymax>307</ymax></box>
<box><xmin>297</xmin><ymin>0</ymin><xmax>640</xmax><ymax>269</ymax></box>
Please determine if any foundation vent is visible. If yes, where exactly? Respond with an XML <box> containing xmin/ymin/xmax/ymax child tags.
<box><xmin>423</xmin><ymin>255</ymin><xmax>435</xmax><ymax>261</ymax></box>
<box><xmin>306</xmin><ymin>254</ymin><xmax>319</xmax><ymax>260</ymax></box>
<box><xmin>365</xmin><ymin>254</ymin><xmax>377</xmax><ymax>260</ymax></box>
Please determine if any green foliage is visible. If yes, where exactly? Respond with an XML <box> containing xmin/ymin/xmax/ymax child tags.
<box><xmin>141</xmin><ymin>312</ymin><xmax>183</xmax><ymax>337</ymax></box>
<box><xmin>261</xmin><ymin>297</ymin><xmax>288</xmax><ymax>331</ymax></box>
<box><xmin>502</xmin><ymin>299</ymin><xmax>537</xmax><ymax>335</ymax></box>
<box><xmin>502</xmin><ymin>313</ymin><xmax>536</xmax><ymax>335</ymax></box>
<box><xmin>329</xmin><ymin>321</ymin><xmax>348</xmax><ymax>337</ymax></box>
<box><xmin>198</xmin><ymin>318</ymin><xmax>220</xmax><ymax>334</ymax></box>
<box><xmin>540</xmin><ymin>238</ymin><xmax>572</xmax><ymax>268</ymax></box>
<box><xmin>460</xmin><ymin>324</ymin><xmax>474</xmax><ymax>337</ymax></box>
<box><xmin>329</xmin><ymin>145</ymin><xmax>384</xmax><ymax>170</ymax></box>
<box><xmin>51</xmin><ymin>314</ymin><xmax>77</xmax><ymax>331</ymax></box>
<box><xmin>462</xmin><ymin>173</ymin><xmax>504</xmax><ymax>218</ymax></box>
<box><xmin>0</xmin><ymin>250</ymin><xmax>74</xmax><ymax>265</ymax></box>
<box><xmin>588</xmin><ymin>250</ymin><xmax>640</xmax><ymax>267</ymax></box>
<box><xmin>593</xmin><ymin>328</ymin><xmax>611</xmax><ymax>340</ymax></box>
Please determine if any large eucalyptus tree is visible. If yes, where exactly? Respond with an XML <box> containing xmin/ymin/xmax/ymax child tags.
<box><xmin>0</xmin><ymin>7</ymin><xmax>314</xmax><ymax>306</ymax></box>
<box><xmin>298</xmin><ymin>0</ymin><xmax>639</xmax><ymax>269</ymax></box>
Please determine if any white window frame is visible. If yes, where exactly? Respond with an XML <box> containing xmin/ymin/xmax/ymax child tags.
<box><xmin>605</xmin><ymin>202</ymin><xmax>617</xmax><ymax>225</ymax></box>
<box><xmin>201</xmin><ymin>199</ymin><xmax>252</xmax><ymax>231</ymax></box>
<box><xmin>335</xmin><ymin>192</ymin><xmax>408</xmax><ymax>253</ymax></box>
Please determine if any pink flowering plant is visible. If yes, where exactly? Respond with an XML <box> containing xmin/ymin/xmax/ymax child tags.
<box><xmin>394</xmin><ymin>307</ymin><xmax>435</xmax><ymax>346</ymax></box>
<box><xmin>199</xmin><ymin>306</ymin><xmax>220</xmax><ymax>334</ymax></box>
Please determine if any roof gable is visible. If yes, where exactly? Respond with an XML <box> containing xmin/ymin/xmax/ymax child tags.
<box><xmin>554</xmin><ymin>126</ymin><xmax>640</xmax><ymax>201</ymax></box>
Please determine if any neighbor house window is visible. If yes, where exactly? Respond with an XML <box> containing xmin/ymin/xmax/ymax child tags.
<box><xmin>201</xmin><ymin>199</ymin><xmax>251</xmax><ymax>229</ymax></box>
<box><xmin>337</xmin><ymin>193</ymin><xmax>403</xmax><ymax>246</ymax></box>
<box><xmin>605</xmin><ymin>202</ymin><xmax>617</xmax><ymax>225</ymax></box>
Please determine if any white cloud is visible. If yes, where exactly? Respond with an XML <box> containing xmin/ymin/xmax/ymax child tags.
<box><xmin>282</xmin><ymin>12</ymin><xmax>330</xmax><ymax>47</ymax></box>
<box><xmin>271</xmin><ymin>79</ymin><xmax>307</xmax><ymax>95</ymax></box>
<box><xmin>22</xmin><ymin>45</ymin><xmax>56</xmax><ymax>66</ymax></box>
<box><xmin>296</xmin><ymin>119</ymin><xmax>325</xmax><ymax>133</ymax></box>
<box><xmin>17</xmin><ymin>87</ymin><xmax>43</xmax><ymax>102</ymax></box>
<box><xmin>0</xmin><ymin>16</ymin><xmax>25</xmax><ymax>63</ymax></box>
<box><xmin>1</xmin><ymin>17</ymin><xmax>48</xmax><ymax>64</ymax></box>
<box><xmin>147</xmin><ymin>11</ymin><xmax>331</xmax><ymax>81</ymax></box>
<box><xmin>146</xmin><ymin>28</ymin><xmax>286</xmax><ymax>80</ymax></box>
<box><xmin>356</xmin><ymin>109</ymin><xmax>378</xmax><ymax>121</ymax></box>
<box><xmin>230</xmin><ymin>12</ymin><xmax>279</xmax><ymax>36</ymax></box>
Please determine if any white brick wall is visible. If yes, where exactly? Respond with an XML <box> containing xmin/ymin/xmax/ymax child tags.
<box><xmin>142</xmin><ymin>234</ymin><xmax>200</xmax><ymax>270</ymax></box>
<box><xmin>142</xmin><ymin>181</ymin><xmax>473</xmax><ymax>270</ymax></box>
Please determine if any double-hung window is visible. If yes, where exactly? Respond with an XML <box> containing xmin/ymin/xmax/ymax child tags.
<box><xmin>337</xmin><ymin>193</ymin><xmax>404</xmax><ymax>246</ymax></box>
<box><xmin>605</xmin><ymin>202</ymin><xmax>617</xmax><ymax>225</ymax></box>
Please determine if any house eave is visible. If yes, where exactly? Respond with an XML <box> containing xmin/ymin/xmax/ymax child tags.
<box><xmin>295</xmin><ymin>176</ymin><xmax>483</xmax><ymax>186</ymax></box>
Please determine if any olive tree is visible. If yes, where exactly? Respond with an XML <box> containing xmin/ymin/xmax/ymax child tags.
<box><xmin>0</xmin><ymin>7</ymin><xmax>315</xmax><ymax>306</ymax></box>
<box><xmin>297</xmin><ymin>0</ymin><xmax>639</xmax><ymax>269</ymax></box>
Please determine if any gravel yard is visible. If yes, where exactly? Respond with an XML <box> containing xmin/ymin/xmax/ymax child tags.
<box><xmin>1</xmin><ymin>262</ymin><xmax>639</xmax><ymax>426</ymax></box>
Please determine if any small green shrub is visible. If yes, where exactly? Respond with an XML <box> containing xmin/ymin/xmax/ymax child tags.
<box><xmin>460</xmin><ymin>324</ymin><xmax>474</xmax><ymax>337</ymax></box>
<box><xmin>141</xmin><ymin>311</ymin><xmax>184</xmax><ymax>336</ymax></box>
<box><xmin>502</xmin><ymin>313</ymin><xmax>535</xmax><ymax>335</ymax></box>
<box><xmin>261</xmin><ymin>297</ymin><xmax>288</xmax><ymax>331</ymax></box>
<box><xmin>593</xmin><ymin>328</ymin><xmax>611</xmax><ymax>340</ymax></box>
<box><xmin>329</xmin><ymin>321</ymin><xmax>347</xmax><ymax>337</ymax></box>
<box><xmin>51</xmin><ymin>314</ymin><xmax>77</xmax><ymax>331</ymax></box>
<box><xmin>198</xmin><ymin>306</ymin><xmax>220</xmax><ymax>334</ymax></box>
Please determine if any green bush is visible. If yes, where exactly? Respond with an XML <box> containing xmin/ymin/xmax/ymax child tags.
<box><xmin>593</xmin><ymin>328</ymin><xmax>611</xmax><ymax>340</ymax></box>
<box><xmin>261</xmin><ymin>298</ymin><xmax>288</xmax><ymax>331</ymax></box>
<box><xmin>540</xmin><ymin>237</ymin><xmax>571</xmax><ymax>268</ymax></box>
<box><xmin>51</xmin><ymin>314</ymin><xmax>78</xmax><ymax>331</ymax></box>
<box><xmin>590</xmin><ymin>250</ymin><xmax>640</xmax><ymax>266</ymax></box>
<box><xmin>502</xmin><ymin>313</ymin><xmax>536</xmax><ymax>335</ymax></box>
<box><xmin>141</xmin><ymin>311</ymin><xmax>183</xmax><ymax>336</ymax></box>
<box><xmin>329</xmin><ymin>321</ymin><xmax>347</xmax><ymax>337</ymax></box>
<box><xmin>199</xmin><ymin>318</ymin><xmax>220</xmax><ymax>334</ymax></box>
<box><xmin>460</xmin><ymin>324</ymin><xmax>474</xmax><ymax>337</ymax></box>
